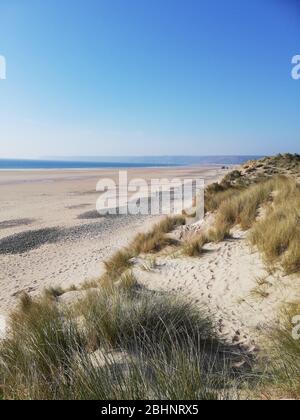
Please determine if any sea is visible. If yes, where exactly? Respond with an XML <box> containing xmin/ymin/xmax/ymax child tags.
<box><xmin>0</xmin><ymin>156</ymin><xmax>263</xmax><ymax>170</ymax></box>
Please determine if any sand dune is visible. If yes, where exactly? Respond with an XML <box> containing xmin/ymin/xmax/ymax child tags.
<box><xmin>134</xmin><ymin>226</ymin><xmax>300</xmax><ymax>349</ymax></box>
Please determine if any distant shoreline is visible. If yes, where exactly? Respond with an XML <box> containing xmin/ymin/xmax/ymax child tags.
<box><xmin>0</xmin><ymin>156</ymin><xmax>261</xmax><ymax>170</ymax></box>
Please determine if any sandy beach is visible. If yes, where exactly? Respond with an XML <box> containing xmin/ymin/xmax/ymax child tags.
<box><xmin>0</xmin><ymin>165</ymin><xmax>227</xmax><ymax>316</ymax></box>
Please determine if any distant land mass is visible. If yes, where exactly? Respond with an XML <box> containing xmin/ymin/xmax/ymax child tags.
<box><xmin>44</xmin><ymin>156</ymin><xmax>265</xmax><ymax>165</ymax></box>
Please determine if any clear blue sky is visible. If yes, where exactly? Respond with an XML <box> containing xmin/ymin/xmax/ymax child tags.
<box><xmin>0</xmin><ymin>0</ymin><xmax>299</xmax><ymax>158</ymax></box>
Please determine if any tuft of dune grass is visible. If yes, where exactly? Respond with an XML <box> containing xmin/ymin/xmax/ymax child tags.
<box><xmin>183</xmin><ymin>178</ymin><xmax>277</xmax><ymax>248</ymax></box>
<box><xmin>259</xmin><ymin>301</ymin><xmax>300</xmax><ymax>399</ymax></box>
<box><xmin>104</xmin><ymin>249</ymin><xmax>134</xmax><ymax>280</ymax></box>
<box><xmin>44</xmin><ymin>286</ymin><xmax>65</xmax><ymax>299</ymax></box>
<box><xmin>182</xmin><ymin>234</ymin><xmax>208</xmax><ymax>257</ymax></box>
<box><xmin>282</xmin><ymin>238</ymin><xmax>300</xmax><ymax>275</ymax></box>
<box><xmin>206</xmin><ymin>220</ymin><xmax>232</xmax><ymax>243</ymax></box>
<box><xmin>0</xmin><ymin>284</ymin><xmax>249</xmax><ymax>400</ymax></box>
<box><xmin>130</xmin><ymin>215</ymin><xmax>185</xmax><ymax>255</ymax></box>
<box><xmin>205</xmin><ymin>184</ymin><xmax>241</xmax><ymax>213</ymax></box>
<box><xmin>0</xmin><ymin>294</ymin><xmax>83</xmax><ymax>400</ymax></box>
<box><xmin>155</xmin><ymin>214</ymin><xmax>186</xmax><ymax>233</ymax></box>
<box><xmin>214</xmin><ymin>178</ymin><xmax>275</xmax><ymax>231</ymax></box>
<box><xmin>78</xmin><ymin>286</ymin><xmax>220</xmax><ymax>353</ymax></box>
<box><xmin>197</xmin><ymin>175</ymin><xmax>300</xmax><ymax>276</ymax></box>
<box><xmin>97</xmin><ymin>215</ymin><xmax>186</xmax><ymax>287</ymax></box>
<box><xmin>249</xmin><ymin>179</ymin><xmax>300</xmax><ymax>274</ymax></box>
<box><xmin>132</xmin><ymin>231</ymin><xmax>176</xmax><ymax>254</ymax></box>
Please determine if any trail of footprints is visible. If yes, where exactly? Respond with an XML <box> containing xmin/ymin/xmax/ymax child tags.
<box><xmin>137</xmin><ymin>232</ymin><xmax>261</xmax><ymax>352</ymax></box>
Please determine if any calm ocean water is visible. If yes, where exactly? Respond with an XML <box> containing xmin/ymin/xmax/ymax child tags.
<box><xmin>0</xmin><ymin>159</ymin><xmax>174</xmax><ymax>170</ymax></box>
<box><xmin>0</xmin><ymin>156</ymin><xmax>263</xmax><ymax>170</ymax></box>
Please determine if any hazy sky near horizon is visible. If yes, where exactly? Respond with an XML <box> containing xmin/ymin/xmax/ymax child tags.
<box><xmin>0</xmin><ymin>0</ymin><xmax>299</xmax><ymax>158</ymax></box>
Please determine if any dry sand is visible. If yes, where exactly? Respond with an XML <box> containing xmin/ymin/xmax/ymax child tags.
<box><xmin>134</xmin><ymin>224</ymin><xmax>300</xmax><ymax>348</ymax></box>
<box><xmin>0</xmin><ymin>165</ymin><xmax>227</xmax><ymax>316</ymax></box>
